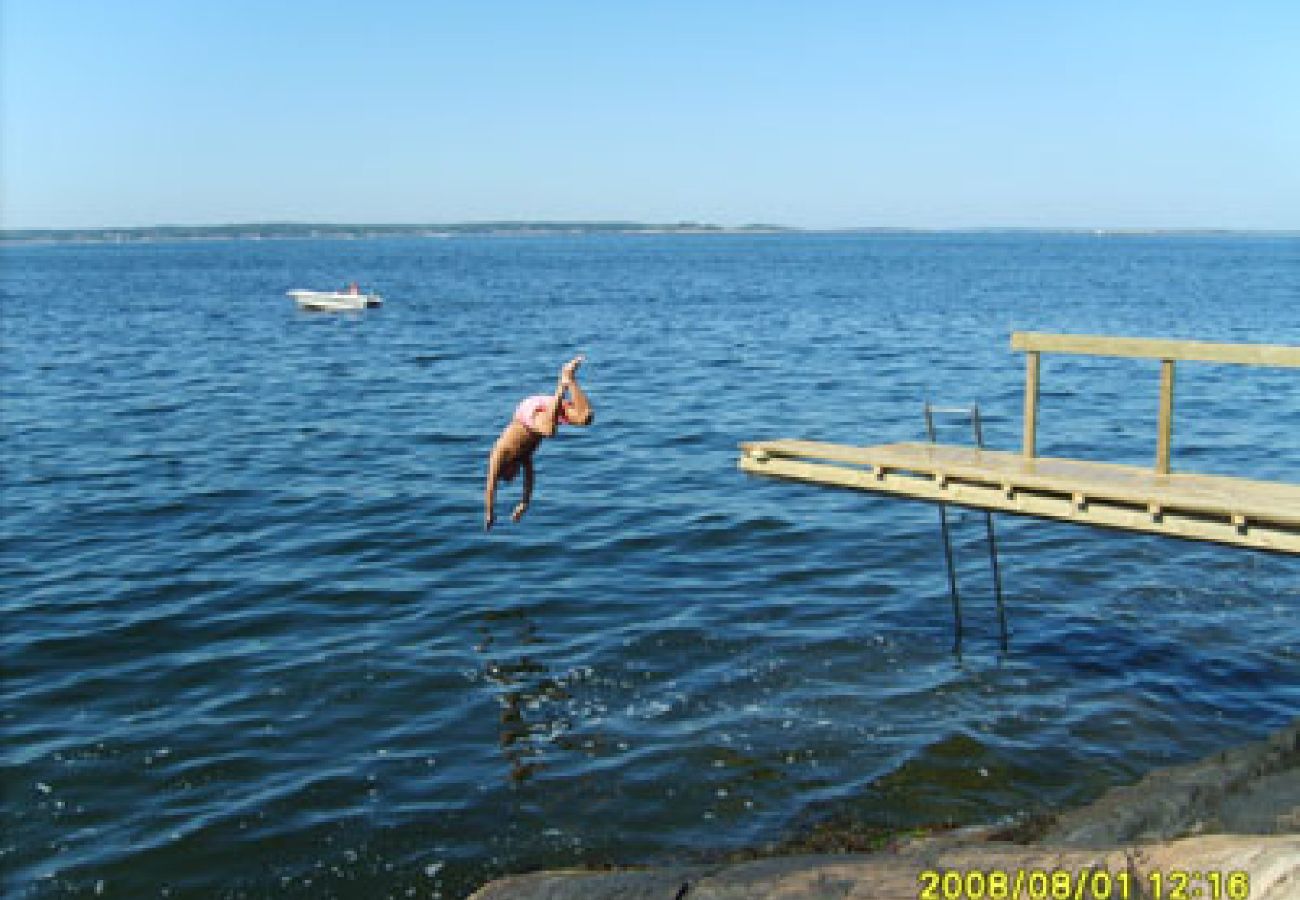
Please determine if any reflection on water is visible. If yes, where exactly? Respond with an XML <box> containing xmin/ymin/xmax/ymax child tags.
<box><xmin>476</xmin><ymin>608</ymin><xmax>576</xmax><ymax>784</ymax></box>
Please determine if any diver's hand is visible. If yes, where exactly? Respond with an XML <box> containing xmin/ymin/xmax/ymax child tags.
<box><xmin>511</xmin><ymin>501</ymin><xmax>528</xmax><ymax>523</ymax></box>
<box><xmin>484</xmin><ymin>509</ymin><xmax>495</xmax><ymax>532</ymax></box>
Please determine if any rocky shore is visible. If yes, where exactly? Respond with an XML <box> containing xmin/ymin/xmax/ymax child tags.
<box><xmin>472</xmin><ymin>719</ymin><xmax>1300</xmax><ymax>899</ymax></box>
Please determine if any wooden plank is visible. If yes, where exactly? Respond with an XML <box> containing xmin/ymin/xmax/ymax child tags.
<box><xmin>1023</xmin><ymin>351</ymin><xmax>1040</xmax><ymax>458</ymax></box>
<box><xmin>1156</xmin><ymin>359</ymin><xmax>1175</xmax><ymax>474</ymax></box>
<box><xmin>738</xmin><ymin>452</ymin><xmax>1300</xmax><ymax>554</ymax></box>
<box><xmin>1010</xmin><ymin>332</ymin><xmax>1300</xmax><ymax>367</ymax></box>
<box><xmin>738</xmin><ymin>440</ymin><xmax>1300</xmax><ymax>527</ymax></box>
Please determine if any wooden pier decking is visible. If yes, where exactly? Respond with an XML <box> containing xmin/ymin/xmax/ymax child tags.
<box><xmin>739</xmin><ymin>333</ymin><xmax>1300</xmax><ymax>555</ymax></box>
<box><xmin>739</xmin><ymin>440</ymin><xmax>1300</xmax><ymax>553</ymax></box>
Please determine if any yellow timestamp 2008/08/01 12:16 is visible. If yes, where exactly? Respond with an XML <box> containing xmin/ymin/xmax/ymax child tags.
<box><xmin>917</xmin><ymin>867</ymin><xmax>1251</xmax><ymax>900</ymax></box>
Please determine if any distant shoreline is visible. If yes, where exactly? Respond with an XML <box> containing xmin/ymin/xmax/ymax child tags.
<box><xmin>0</xmin><ymin>222</ymin><xmax>787</xmax><ymax>244</ymax></box>
<box><xmin>3</xmin><ymin>222</ymin><xmax>1297</xmax><ymax>245</ymax></box>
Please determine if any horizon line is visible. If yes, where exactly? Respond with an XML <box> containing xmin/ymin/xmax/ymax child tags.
<box><xmin>4</xmin><ymin>220</ymin><xmax>1299</xmax><ymax>239</ymax></box>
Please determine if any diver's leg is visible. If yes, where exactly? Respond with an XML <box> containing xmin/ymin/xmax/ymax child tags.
<box><xmin>563</xmin><ymin>376</ymin><xmax>593</xmax><ymax>426</ymax></box>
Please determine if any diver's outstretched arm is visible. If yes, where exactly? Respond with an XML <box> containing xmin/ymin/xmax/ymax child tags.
<box><xmin>512</xmin><ymin>456</ymin><xmax>535</xmax><ymax>522</ymax></box>
<box><xmin>484</xmin><ymin>449</ymin><xmax>503</xmax><ymax>531</ymax></box>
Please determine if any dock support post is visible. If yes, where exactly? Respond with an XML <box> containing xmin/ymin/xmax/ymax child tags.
<box><xmin>1023</xmin><ymin>351</ymin><xmax>1040</xmax><ymax>459</ymax></box>
<box><xmin>1156</xmin><ymin>359</ymin><xmax>1175</xmax><ymax>475</ymax></box>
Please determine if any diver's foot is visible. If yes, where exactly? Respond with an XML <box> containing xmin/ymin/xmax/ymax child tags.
<box><xmin>561</xmin><ymin>354</ymin><xmax>585</xmax><ymax>384</ymax></box>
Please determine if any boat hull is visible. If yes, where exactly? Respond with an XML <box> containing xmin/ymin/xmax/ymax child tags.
<box><xmin>287</xmin><ymin>290</ymin><xmax>382</xmax><ymax>311</ymax></box>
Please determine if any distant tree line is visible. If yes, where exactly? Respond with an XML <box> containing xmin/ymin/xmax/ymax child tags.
<box><xmin>1</xmin><ymin>222</ymin><xmax>793</xmax><ymax>243</ymax></box>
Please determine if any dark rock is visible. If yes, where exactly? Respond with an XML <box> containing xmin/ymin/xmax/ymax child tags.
<box><xmin>470</xmin><ymin>867</ymin><xmax>713</xmax><ymax>900</ymax></box>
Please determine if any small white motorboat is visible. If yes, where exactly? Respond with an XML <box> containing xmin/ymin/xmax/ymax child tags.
<box><xmin>287</xmin><ymin>284</ymin><xmax>383</xmax><ymax>311</ymax></box>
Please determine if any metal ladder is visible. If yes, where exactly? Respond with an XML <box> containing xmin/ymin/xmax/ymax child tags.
<box><xmin>923</xmin><ymin>402</ymin><xmax>1008</xmax><ymax>654</ymax></box>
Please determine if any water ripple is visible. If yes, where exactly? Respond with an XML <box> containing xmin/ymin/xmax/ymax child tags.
<box><xmin>2</xmin><ymin>234</ymin><xmax>1298</xmax><ymax>898</ymax></box>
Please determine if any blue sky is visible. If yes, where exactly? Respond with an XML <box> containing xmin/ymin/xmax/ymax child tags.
<box><xmin>3</xmin><ymin>1</ymin><xmax>1297</xmax><ymax>229</ymax></box>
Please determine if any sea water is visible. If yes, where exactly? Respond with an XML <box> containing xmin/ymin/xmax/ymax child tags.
<box><xmin>2</xmin><ymin>233</ymin><xmax>1298</xmax><ymax>898</ymax></box>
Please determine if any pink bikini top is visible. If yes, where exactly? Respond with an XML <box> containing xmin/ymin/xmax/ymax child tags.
<box><xmin>514</xmin><ymin>395</ymin><xmax>569</xmax><ymax>432</ymax></box>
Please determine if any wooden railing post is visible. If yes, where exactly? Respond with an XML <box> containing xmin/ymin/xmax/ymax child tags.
<box><xmin>1009</xmin><ymin>330</ymin><xmax>1300</xmax><ymax>472</ymax></box>
<box><xmin>1023</xmin><ymin>351</ymin><xmax>1040</xmax><ymax>459</ymax></box>
<box><xmin>1156</xmin><ymin>359</ymin><xmax>1175</xmax><ymax>474</ymax></box>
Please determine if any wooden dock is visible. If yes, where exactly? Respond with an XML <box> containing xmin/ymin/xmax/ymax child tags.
<box><xmin>739</xmin><ymin>333</ymin><xmax>1300</xmax><ymax>555</ymax></box>
<box><xmin>740</xmin><ymin>440</ymin><xmax>1300</xmax><ymax>553</ymax></box>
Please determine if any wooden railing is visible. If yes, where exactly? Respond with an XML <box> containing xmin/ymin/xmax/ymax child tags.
<box><xmin>1010</xmin><ymin>333</ymin><xmax>1300</xmax><ymax>474</ymax></box>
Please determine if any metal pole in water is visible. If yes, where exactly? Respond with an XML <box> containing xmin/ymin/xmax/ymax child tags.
<box><xmin>971</xmin><ymin>406</ymin><xmax>1008</xmax><ymax>652</ymax></box>
<box><xmin>924</xmin><ymin>402</ymin><xmax>963</xmax><ymax>652</ymax></box>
